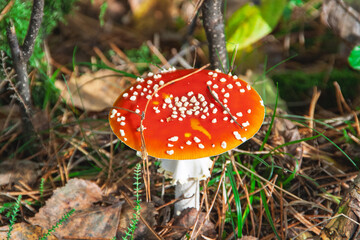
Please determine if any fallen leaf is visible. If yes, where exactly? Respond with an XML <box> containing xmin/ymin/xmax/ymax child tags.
<box><xmin>321</xmin><ymin>0</ymin><xmax>360</xmax><ymax>46</ymax></box>
<box><xmin>29</xmin><ymin>178</ymin><xmax>102</xmax><ymax>230</ymax></box>
<box><xmin>270</xmin><ymin>109</ymin><xmax>303</xmax><ymax>169</ymax></box>
<box><xmin>55</xmin><ymin>69</ymin><xmax>132</xmax><ymax>111</ymax></box>
<box><xmin>26</xmin><ymin>178</ymin><xmax>160</xmax><ymax>239</ymax></box>
<box><xmin>165</xmin><ymin>208</ymin><xmax>216</xmax><ymax>240</ymax></box>
<box><xmin>56</xmin><ymin>202</ymin><xmax>123</xmax><ymax>239</ymax></box>
<box><xmin>118</xmin><ymin>202</ymin><xmax>158</xmax><ymax>240</ymax></box>
<box><xmin>0</xmin><ymin>222</ymin><xmax>57</xmax><ymax>240</ymax></box>
<box><xmin>0</xmin><ymin>160</ymin><xmax>41</xmax><ymax>187</ymax></box>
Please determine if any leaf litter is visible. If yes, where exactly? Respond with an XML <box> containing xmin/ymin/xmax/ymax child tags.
<box><xmin>1</xmin><ymin>0</ymin><xmax>360</xmax><ymax>239</ymax></box>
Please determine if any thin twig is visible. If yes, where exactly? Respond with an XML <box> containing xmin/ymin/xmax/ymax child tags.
<box><xmin>109</xmin><ymin>42</ymin><xmax>140</xmax><ymax>76</ymax></box>
<box><xmin>139</xmin><ymin>111</ymin><xmax>151</xmax><ymax>203</ymax></box>
<box><xmin>147</xmin><ymin>40</ymin><xmax>171</xmax><ymax>69</ymax></box>
<box><xmin>138</xmin><ymin>66</ymin><xmax>209</xmax><ymax>202</ymax></box>
<box><xmin>207</xmin><ymin>85</ymin><xmax>243</xmax><ymax>129</ymax></box>
<box><xmin>308</xmin><ymin>86</ymin><xmax>321</xmax><ymax>135</ymax></box>
<box><xmin>353</xmin><ymin>111</ymin><xmax>360</xmax><ymax>136</ymax></box>
<box><xmin>334</xmin><ymin>81</ymin><xmax>352</xmax><ymax>114</ymax></box>
<box><xmin>188</xmin><ymin>0</ymin><xmax>204</xmax><ymax>24</ymax></box>
<box><xmin>0</xmin><ymin>0</ymin><xmax>15</xmax><ymax>22</ymax></box>
<box><xmin>93</xmin><ymin>46</ymin><xmax>116</xmax><ymax>68</ymax></box>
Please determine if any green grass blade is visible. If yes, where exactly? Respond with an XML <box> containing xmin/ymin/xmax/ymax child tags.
<box><xmin>226</xmin><ymin>163</ymin><xmax>243</xmax><ymax>238</ymax></box>
<box><xmin>259</xmin><ymin>185</ymin><xmax>281</xmax><ymax>240</ymax></box>
<box><xmin>260</xmin><ymin>83</ymin><xmax>278</xmax><ymax>151</ymax></box>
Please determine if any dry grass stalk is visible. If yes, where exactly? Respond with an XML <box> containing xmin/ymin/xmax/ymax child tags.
<box><xmin>308</xmin><ymin>86</ymin><xmax>321</xmax><ymax>135</ymax></box>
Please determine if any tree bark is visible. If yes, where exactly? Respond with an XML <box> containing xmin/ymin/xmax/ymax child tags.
<box><xmin>6</xmin><ymin>0</ymin><xmax>44</xmax><ymax>147</ymax></box>
<box><xmin>317</xmin><ymin>173</ymin><xmax>360</xmax><ymax>239</ymax></box>
<box><xmin>201</xmin><ymin>0</ymin><xmax>228</xmax><ymax>72</ymax></box>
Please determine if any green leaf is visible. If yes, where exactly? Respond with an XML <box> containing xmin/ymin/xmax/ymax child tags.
<box><xmin>349</xmin><ymin>45</ymin><xmax>360</xmax><ymax>70</ymax></box>
<box><xmin>226</xmin><ymin>0</ymin><xmax>287</xmax><ymax>51</ymax></box>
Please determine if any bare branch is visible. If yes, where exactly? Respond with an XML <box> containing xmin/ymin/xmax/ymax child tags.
<box><xmin>21</xmin><ymin>0</ymin><xmax>44</xmax><ymax>62</ymax></box>
<box><xmin>6</xmin><ymin>22</ymin><xmax>32</xmax><ymax>112</ymax></box>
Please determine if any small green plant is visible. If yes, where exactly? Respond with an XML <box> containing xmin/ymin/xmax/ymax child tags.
<box><xmin>6</xmin><ymin>195</ymin><xmax>22</xmax><ymax>240</ymax></box>
<box><xmin>39</xmin><ymin>208</ymin><xmax>75</xmax><ymax>240</ymax></box>
<box><xmin>99</xmin><ymin>1</ymin><xmax>108</xmax><ymax>27</ymax></box>
<box><xmin>122</xmin><ymin>163</ymin><xmax>142</xmax><ymax>240</ymax></box>
<box><xmin>125</xmin><ymin>44</ymin><xmax>161</xmax><ymax>73</ymax></box>
<box><xmin>39</xmin><ymin>178</ymin><xmax>45</xmax><ymax>201</ymax></box>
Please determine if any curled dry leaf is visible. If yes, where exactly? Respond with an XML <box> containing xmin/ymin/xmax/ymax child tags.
<box><xmin>0</xmin><ymin>222</ymin><xmax>58</xmax><ymax>240</ymax></box>
<box><xmin>55</xmin><ymin>69</ymin><xmax>132</xmax><ymax>111</ymax></box>
<box><xmin>29</xmin><ymin>178</ymin><xmax>102</xmax><ymax>231</ymax></box>
<box><xmin>27</xmin><ymin>178</ymin><xmax>159</xmax><ymax>239</ymax></box>
<box><xmin>56</xmin><ymin>202</ymin><xmax>123</xmax><ymax>239</ymax></box>
<box><xmin>269</xmin><ymin>110</ymin><xmax>303</xmax><ymax>169</ymax></box>
<box><xmin>118</xmin><ymin>202</ymin><xmax>158</xmax><ymax>240</ymax></box>
<box><xmin>165</xmin><ymin>208</ymin><xmax>217</xmax><ymax>240</ymax></box>
<box><xmin>321</xmin><ymin>0</ymin><xmax>360</xmax><ymax>46</ymax></box>
<box><xmin>340</xmin><ymin>142</ymin><xmax>360</xmax><ymax>162</ymax></box>
<box><xmin>0</xmin><ymin>159</ymin><xmax>41</xmax><ymax>187</ymax></box>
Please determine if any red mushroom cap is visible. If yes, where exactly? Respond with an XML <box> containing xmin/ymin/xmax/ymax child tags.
<box><xmin>109</xmin><ymin>68</ymin><xmax>265</xmax><ymax>160</ymax></box>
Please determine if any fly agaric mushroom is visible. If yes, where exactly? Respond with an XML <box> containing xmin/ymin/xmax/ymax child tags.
<box><xmin>109</xmin><ymin>68</ymin><xmax>265</xmax><ymax>215</ymax></box>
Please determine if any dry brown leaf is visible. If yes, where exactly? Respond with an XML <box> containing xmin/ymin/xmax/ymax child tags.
<box><xmin>270</xmin><ymin>110</ymin><xmax>303</xmax><ymax>169</ymax></box>
<box><xmin>128</xmin><ymin>0</ymin><xmax>174</xmax><ymax>35</ymax></box>
<box><xmin>29</xmin><ymin>178</ymin><xmax>102</xmax><ymax>230</ymax></box>
<box><xmin>165</xmin><ymin>208</ymin><xmax>216</xmax><ymax>240</ymax></box>
<box><xmin>0</xmin><ymin>222</ymin><xmax>57</xmax><ymax>240</ymax></box>
<box><xmin>118</xmin><ymin>202</ymin><xmax>158</xmax><ymax>240</ymax></box>
<box><xmin>55</xmin><ymin>69</ymin><xmax>131</xmax><ymax>111</ymax></box>
<box><xmin>26</xmin><ymin>178</ymin><xmax>159</xmax><ymax>239</ymax></box>
<box><xmin>0</xmin><ymin>160</ymin><xmax>41</xmax><ymax>187</ymax></box>
<box><xmin>56</xmin><ymin>202</ymin><xmax>123</xmax><ymax>239</ymax></box>
<box><xmin>321</xmin><ymin>0</ymin><xmax>360</xmax><ymax>46</ymax></box>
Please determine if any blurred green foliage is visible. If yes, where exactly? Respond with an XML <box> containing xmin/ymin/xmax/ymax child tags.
<box><xmin>283</xmin><ymin>0</ymin><xmax>303</xmax><ymax>19</ymax></box>
<box><xmin>349</xmin><ymin>45</ymin><xmax>360</xmax><ymax>70</ymax></box>
<box><xmin>226</xmin><ymin>0</ymin><xmax>287</xmax><ymax>51</ymax></box>
<box><xmin>272</xmin><ymin>69</ymin><xmax>360</xmax><ymax>108</ymax></box>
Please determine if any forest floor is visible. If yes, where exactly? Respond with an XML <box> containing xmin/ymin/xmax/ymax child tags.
<box><xmin>1</xmin><ymin>0</ymin><xmax>360</xmax><ymax>240</ymax></box>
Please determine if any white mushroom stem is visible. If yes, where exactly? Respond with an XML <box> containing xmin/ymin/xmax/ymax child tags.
<box><xmin>158</xmin><ymin>157</ymin><xmax>213</xmax><ymax>215</ymax></box>
<box><xmin>175</xmin><ymin>179</ymin><xmax>199</xmax><ymax>215</ymax></box>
